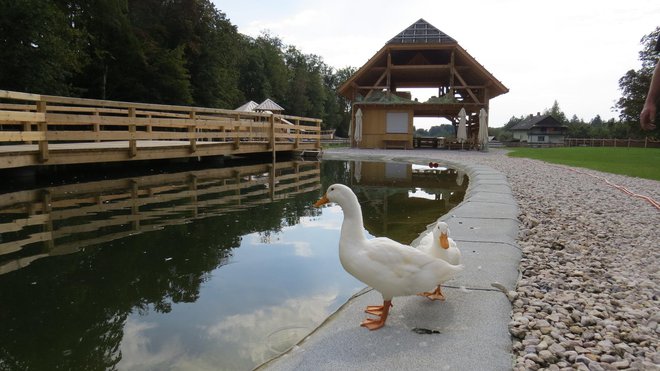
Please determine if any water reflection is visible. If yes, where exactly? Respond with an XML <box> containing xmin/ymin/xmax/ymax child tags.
<box><xmin>0</xmin><ymin>161</ymin><xmax>321</xmax><ymax>275</ymax></box>
<box><xmin>348</xmin><ymin>161</ymin><xmax>467</xmax><ymax>244</ymax></box>
<box><xmin>0</xmin><ymin>158</ymin><xmax>467</xmax><ymax>370</ymax></box>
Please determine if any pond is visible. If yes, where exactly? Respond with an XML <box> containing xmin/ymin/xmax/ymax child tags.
<box><xmin>0</xmin><ymin>157</ymin><xmax>468</xmax><ymax>370</ymax></box>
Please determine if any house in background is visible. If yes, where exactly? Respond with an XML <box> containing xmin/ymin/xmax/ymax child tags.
<box><xmin>510</xmin><ymin>113</ymin><xmax>568</xmax><ymax>145</ymax></box>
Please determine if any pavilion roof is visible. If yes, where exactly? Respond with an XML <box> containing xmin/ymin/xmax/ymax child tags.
<box><xmin>338</xmin><ymin>19</ymin><xmax>508</xmax><ymax>102</ymax></box>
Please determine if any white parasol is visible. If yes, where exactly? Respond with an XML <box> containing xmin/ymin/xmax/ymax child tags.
<box><xmin>478</xmin><ymin>108</ymin><xmax>489</xmax><ymax>151</ymax></box>
<box><xmin>457</xmin><ymin>108</ymin><xmax>467</xmax><ymax>148</ymax></box>
<box><xmin>354</xmin><ymin>108</ymin><xmax>363</xmax><ymax>144</ymax></box>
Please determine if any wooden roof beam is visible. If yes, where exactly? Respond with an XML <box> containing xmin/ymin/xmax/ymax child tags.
<box><xmin>357</xmin><ymin>85</ymin><xmax>389</xmax><ymax>90</ymax></box>
<box><xmin>364</xmin><ymin>68</ymin><xmax>389</xmax><ymax>99</ymax></box>
<box><xmin>390</xmin><ymin>64</ymin><xmax>450</xmax><ymax>70</ymax></box>
<box><xmin>453</xmin><ymin>69</ymin><xmax>480</xmax><ymax>104</ymax></box>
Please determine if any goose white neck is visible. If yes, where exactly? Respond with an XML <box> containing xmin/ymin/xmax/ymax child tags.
<box><xmin>338</xmin><ymin>193</ymin><xmax>367</xmax><ymax>243</ymax></box>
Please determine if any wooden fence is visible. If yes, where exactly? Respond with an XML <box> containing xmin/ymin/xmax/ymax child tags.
<box><xmin>564</xmin><ymin>137</ymin><xmax>660</xmax><ymax>148</ymax></box>
<box><xmin>0</xmin><ymin>90</ymin><xmax>322</xmax><ymax>169</ymax></box>
<box><xmin>0</xmin><ymin>160</ymin><xmax>321</xmax><ymax>275</ymax></box>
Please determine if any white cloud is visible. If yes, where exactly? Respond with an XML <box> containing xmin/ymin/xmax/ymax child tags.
<box><xmin>216</xmin><ymin>0</ymin><xmax>660</xmax><ymax>126</ymax></box>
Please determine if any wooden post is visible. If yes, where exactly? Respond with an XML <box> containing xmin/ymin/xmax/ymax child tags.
<box><xmin>189</xmin><ymin>174</ymin><xmax>198</xmax><ymax>218</ymax></box>
<box><xmin>269</xmin><ymin>113</ymin><xmax>276</xmax><ymax>157</ymax></box>
<box><xmin>386</xmin><ymin>52</ymin><xmax>392</xmax><ymax>94</ymax></box>
<box><xmin>294</xmin><ymin>119</ymin><xmax>300</xmax><ymax>149</ymax></box>
<box><xmin>36</xmin><ymin>101</ymin><xmax>48</xmax><ymax>162</ymax></box>
<box><xmin>269</xmin><ymin>160</ymin><xmax>276</xmax><ymax>201</ymax></box>
<box><xmin>449</xmin><ymin>51</ymin><xmax>455</xmax><ymax>97</ymax></box>
<box><xmin>146</xmin><ymin>113</ymin><xmax>153</xmax><ymax>135</ymax></box>
<box><xmin>42</xmin><ymin>190</ymin><xmax>54</xmax><ymax>250</ymax></box>
<box><xmin>316</xmin><ymin>120</ymin><xmax>321</xmax><ymax>150</ymax></box>
<box><xmin>128</xmin><ymin>107</ymin><xmax>137</xmax><ymax>157</ymax></box>
<box><xmin>189</xmin><ymin>111</ymin><xmax>197</xmax><ymax>153</ymax></box>
<box><xmin>93</xmin><ymin>110</ymin><xmax>100</xmax><ymax>142</ymax></box>
<box><xmin>23</xmin><ymin>122</ymin><xmax>32</xmax><ymax>144</ymax></box>
<box><xmin>234</xmin><ymin>170</ymin><xmax>241</xmax><ymax>206</ymax></box>
<box><xmin>130</xmin><ymin>179</ymin><xmax>140</xmax><ymax>230</ymax></box>
<box><xmin>233</xmin><ymin>124</ymin><xmax>240</xmax><ymax>149</ymax></box>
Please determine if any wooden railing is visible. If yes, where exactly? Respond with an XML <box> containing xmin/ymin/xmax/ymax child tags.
<box><xmin>564</xmin><ymin>137</ymin><xmax>660</xmax><ymax>148</ymax></box>
<box><xmin>0</xmin><ymin>160</ymin><xmax>321</xmax><ymax>275</ymax></box>
<box><xmin>0</xmin><ymin>90</ymin><xmax>322</xmax><ymax>168</ymax></box>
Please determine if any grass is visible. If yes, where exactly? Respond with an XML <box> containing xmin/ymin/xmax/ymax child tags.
<box><xmin>506</xmin><ymin>147</ymin><xmax>660</xmax><ymax>181</ymax></box>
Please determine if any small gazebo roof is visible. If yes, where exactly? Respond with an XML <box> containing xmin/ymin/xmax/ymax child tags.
<box><xmin>235</xmin><ymin>100</ymin><xmax>258</xmax><ymax>112</ymax></box>
<box><xmin>255</xmin><ymin>98</ymin><xmax>284</xmax><ymax>112</ymax></box>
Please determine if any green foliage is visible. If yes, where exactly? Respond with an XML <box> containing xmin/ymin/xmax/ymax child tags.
<box><xmin>507</xmin><ymin>147</ymin><xmax>660</xmax><ymax>181</ymax></box>
<box><xmin>0</xmin><ymin>0</ymin><xmax>87</xmax><ymax>95</ymax></box>
<box><xmin>615</xmin><ymin>27</ymin><xmax>660</xmax><ymax>137</ymax></box>
<box><xmin>414</xmin><ymin>124</ymin><xmax>455</xmax><ymax>137</ymax></box>
<box><xmin>544</xmin><ymin>100</ymin><xmax>568</xmax><ymax>124</ymax></box>
<box><xmin>0</xmin><ymin>0</ymin><xmax>352</xmax><ymax>126</ymax></box>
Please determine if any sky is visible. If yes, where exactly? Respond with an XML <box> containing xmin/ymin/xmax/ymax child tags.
<box><xmin>213</xmin><ymin>0</ymin><xmax>660</xmax><ymax>128</ymax></box>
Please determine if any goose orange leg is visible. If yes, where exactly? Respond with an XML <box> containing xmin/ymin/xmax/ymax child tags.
<box><xmin>365</xmin><ymin>302</ymin><xmax>393</xmax><ymax>316</ymax></box>
<box><xmin>361</xmin><ymin>300</ymin><xmax>392</xmax><ymax>330</ymax></box>
<box><xmin>418</xmin><ymin>285</ymin><xmax>446</xmax><ymax>301</ymax></box>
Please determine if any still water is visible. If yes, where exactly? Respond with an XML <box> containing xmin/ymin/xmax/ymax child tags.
<box><xmin>0</xmin><ymin>158</ymin><xmax>468</xmax><ymax>370</ymax></box>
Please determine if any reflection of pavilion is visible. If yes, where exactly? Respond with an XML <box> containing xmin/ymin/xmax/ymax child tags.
<box><xmin>0</xmin><ymin>161</ymin><xmax>321</xmax><ymax>275</ymax></box>
<box><xmin>349</xmin><ymin>161</ymin><xmax>467</xmax><ymax>244</ymax></box>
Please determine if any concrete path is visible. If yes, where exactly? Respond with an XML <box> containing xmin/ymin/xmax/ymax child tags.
<box><xmin>258</xmin><ymin>148</ymin><xmax>520</xmax><ymax>370</ymax></box>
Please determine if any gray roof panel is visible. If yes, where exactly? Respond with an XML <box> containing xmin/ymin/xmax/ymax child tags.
<box><xmin>388</xmin><ymin>18</ymin><xmax>456</xmax><ymax>45</ymax></box>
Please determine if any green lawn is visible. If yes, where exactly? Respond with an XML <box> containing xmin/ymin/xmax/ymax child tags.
<box><xmin>507</xmin><ymin>147</ymin><xmax>660</xmax><ymax>181</ymax></box>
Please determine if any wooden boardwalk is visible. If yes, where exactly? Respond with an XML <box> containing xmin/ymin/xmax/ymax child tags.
<box><xmin>0</xmin><ymin>90</ymin><xmax>322</xmax><ymax>169</ymax></box>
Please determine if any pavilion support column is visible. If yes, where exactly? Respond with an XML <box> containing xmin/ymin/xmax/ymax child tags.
<box><xmin>387</xmin><ymin>52</ymin><xmax>392</xmax><ymax>95</ymax></box>
<box><xmin>449</xmin><ymin>51</ymin><xmax>455</xmax><ymax>98</ymax></box>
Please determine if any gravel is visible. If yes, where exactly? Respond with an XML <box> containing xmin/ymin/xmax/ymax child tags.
<box><xmin>328</xmin><ymin>148</ymin><xmax>660</xmax><ymax>370</ymax></box>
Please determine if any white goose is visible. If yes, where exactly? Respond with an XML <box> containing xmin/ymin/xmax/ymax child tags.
<box><xmin>314</xmin><ymin>184</ymin><xmax>463</xmax><ymax>330</ymax></box>
<box><xmin>417</xmin><ymin>221</ymin><xmax>462</xmax><ymax>301</ymax></box>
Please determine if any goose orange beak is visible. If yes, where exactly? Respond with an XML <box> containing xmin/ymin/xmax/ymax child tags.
<box><xmin>439</xmin><ymin>232</ymin><xmax>450</xmax><ymax>249</ymax></box>
<box><xmin>314</xmin><ymin>194</ymin><xmax>329</xmax><ymax>207</ymax></box>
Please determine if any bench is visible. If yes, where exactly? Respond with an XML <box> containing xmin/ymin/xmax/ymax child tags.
<box><xmin>414</xmin><ymin>137</ymin><xmax>440</xmax><ymax>148</ymax></box>
<box><xmin>383</xmin><ymin>139</ymin><xmax>409</xmax><ymax>149</ymax></box>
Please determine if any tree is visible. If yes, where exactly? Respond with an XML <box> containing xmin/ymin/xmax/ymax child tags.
<box><xmin>237</xmin><ymin>33</ymin><xmax>288</xmax><ymax>105</ymax></box>
<box><xmin>0</xmin><ymin>0</ymin><xmax>87</xmax><ymax>95</ymax></box>
<box><xmin>544</xmin><ymin>100</ymin><xmax>568</xmax><ymax>125</ymax></box>
<box><xmin>615</xmin><ymin>27</ymin><xmax>660</xmax><ymax>137</ymax></box>
<box><xmin>590</xmin><ymin>115</ymin><xmax>603</xmax><ymax>127</ymax></box>
<box><xmin>503</xmin><ymin>115</ymin><xmax>525</xmax><ymax>130</ymax></box>
<box><xmin>177</xmin><ymin>0</ymin><xmax>243</xmax><ymax>108</ymax></box>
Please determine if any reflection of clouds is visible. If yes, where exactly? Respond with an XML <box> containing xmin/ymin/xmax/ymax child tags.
<box><xmin>119</xmin><ymin>320</ymin><xmax>184</xmax><ymax>370</ymax></box>
<box><xmin>408</xmin><ymin>188</ymin><xmax>436</xmax><ymax>200</ymax></box>
<box><xmin>298</xmin><ymin>206</ymin><xmax>342</xmax><ymax>230</ymax></box>
<box><xmin>248</xmin><ymin>233</ymin><xmax>315</xmax><ymax>257</ymax></box>
<box><xmin>291</xmin><ymin>241</ymin><xmax>312</xmax><ymax>257</ymax></box>
<box><xmin>205</xmin><ymin>292</ymin><xmax>338</xmax><ymax>367</ymax></box>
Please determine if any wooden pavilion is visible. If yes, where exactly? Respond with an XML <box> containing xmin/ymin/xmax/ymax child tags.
<box><xmin>338</xmin><ymin>19</ymin><xmax>508</xmax><ymax>149</ymax></box>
